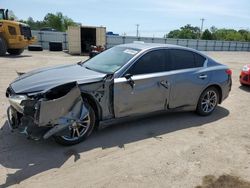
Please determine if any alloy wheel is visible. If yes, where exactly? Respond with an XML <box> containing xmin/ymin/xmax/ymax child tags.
<box><xmin>62</xmin><ymin>113</ymin><xmax>91</xmax><ymax>141</ymax></box>
<box><xmin>201</xmin><ymin>90</ymin><xmax>218</xmax><ymax>113</ymax></box>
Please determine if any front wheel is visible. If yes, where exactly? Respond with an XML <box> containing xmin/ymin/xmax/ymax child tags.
<box><xmin>54</xmin><ymin>103</ymin><xmax>96</xmax><ymax>146</ymax></box>
<box><xmin>0</xmin><ymin>37</ymin><xmax>7</xmax><ymax>56</ymax></box>
<box><xmin>196</xmin><ymin>87</ymin><xmax>219</xmax><ymax>116</ymax></box>
<box><xmin>7</xmin><ymin>48</ymin><xmax>24</xmax><ymax>55</ymax></box>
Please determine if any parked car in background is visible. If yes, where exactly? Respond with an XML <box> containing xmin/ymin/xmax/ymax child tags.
<box><xmin>6</xmin><ymin>43</ymin><xmax>232</xmax><ymax>145</ymax></box>
<box><xmin>240</xmin><ymin>64</ymin><xmax>250</xmax><ymax>86</ymax></box>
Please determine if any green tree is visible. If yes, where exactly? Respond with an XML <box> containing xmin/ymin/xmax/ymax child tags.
<box><xmin>238</xmin><ymin>29</ymin><xmax>250</xmax><ymax>41</ymax></box>
<box><xmin>44</xmin><ymin>12</ymin><xmax>77</xmax><ymax>31</ymax></box>
<box><xmin>167</xmin><ymin>29</ymin><xmax>181</xmax><ymax>38</ymax></box>
<box><xmin>16</xmin><ymin>12</ymin><xmax>77</xmax><ymax>31</ymax></box>
<box><xmin>201</xmin><ymin>29</ymin><xmax>213</xmax><ymax>40</ymax></box>
<box><xmin>210</xmin><ymin>26</ymin><xmax>217</xmax><ymax>33</ymax></box>
<box><xmin>212</xmin><ymin>29</ymin><xmax>246</xmax><ymax>41</ymax></box>
<box><xmin>166</xmin><ymin>24</ymin><xmax>200</xmax><ymax>39</ymax></box>
<box><xmin>167</xmin><ymin>25</ymin><xmax>250</xmax><ymax>42</ymax></box>
<box><xmin>44</xmin><ymin>12</ymin><xmax>64</xmax><ymax>31</ymax></box>
<box><xmin>180</xmin><ymin>24</ymin><xmax>200</xmax><ymax>38</ymax></box>
<box><xmin>63</xmin><ymin>16</ymin><xmax>76</xmax><ymax>30</ymax></box>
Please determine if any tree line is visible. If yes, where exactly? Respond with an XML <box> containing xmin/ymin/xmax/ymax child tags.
<box><xmin>166</xmin><ymin>24</ymin><xmax>250</xmax><ymax>42</ymax></box>
<box><xmin>13</xmin><ymin>11</ymin><xmax>250</xmax><ymax>41</ymax></box>
<box><xmin>18</xmin><ymin>12</ymin><xmax>78</xmax><ymax>32</ymax></box>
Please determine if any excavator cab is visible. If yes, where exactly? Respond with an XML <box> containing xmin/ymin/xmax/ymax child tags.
<box><xmin>0</xmin><ymin>8</ymin><xmax>36</xmax><ymax>56</ymax></box>
<box><xmin>0</xmin><ymin>9</ymin><xmax>8</xmax><ymax>20</ymax></box>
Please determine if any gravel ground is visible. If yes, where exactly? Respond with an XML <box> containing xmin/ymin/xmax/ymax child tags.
<box><xmin>0</xmin><ymin>50</ymin><xmax>250</xmax><ymax>188</ymax></box>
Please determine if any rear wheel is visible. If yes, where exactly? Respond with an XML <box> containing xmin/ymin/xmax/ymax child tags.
<box><xmin>54</xmin><ymin>103</ymin><xmax>96</xmax><ymax>146</ymax></box>
<box><xmin>7</xmin><ymin>48</ymin><xmax>24</xmax><ymax>55</ymax></box>
<box><xmin>0</xmin><ymin>37</ymin><xmax>7</xmax><ymax>56</ymax></box>
<box><xmin>196</xmin><ymin>87</ymin><xmax>219</xmax><ymax>116</ymax></box>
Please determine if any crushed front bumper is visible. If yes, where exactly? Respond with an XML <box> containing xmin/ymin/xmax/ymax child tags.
<box><xmin>6</xmin><ymin>84</ymin><xmax>88</xmax><ymax>140</ymax></box>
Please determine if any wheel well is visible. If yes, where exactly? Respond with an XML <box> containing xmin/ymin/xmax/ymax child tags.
<box><xmin>81</xmin><ymin>93</ymin><xmax>101</xmax><ymax>122</ymax></box>
<box><xmin>204</xmin><ymin>84</ymin><xmax>223</xmax><ymax>104</ymax></box>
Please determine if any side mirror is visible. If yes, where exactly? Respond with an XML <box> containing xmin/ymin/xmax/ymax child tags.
<box><xmin>124</xmin><ymin>73</ymin><xmax>132</xmax><ymax>80</ymax></box>
<box><xmin>124</xmin><ymin>74</ymin><xmax>135</xmax><ymax>89</ymax></box>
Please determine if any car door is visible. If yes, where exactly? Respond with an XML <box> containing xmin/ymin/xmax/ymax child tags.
<box><xmin>113</xmin><ymin>49</ymin><xmax>171</xmax><ymax>118</ymax></box>
<box><xmin>167</xmin><ymin>49</ymin><xmax>211</xmax><ymax>108</ymax></box>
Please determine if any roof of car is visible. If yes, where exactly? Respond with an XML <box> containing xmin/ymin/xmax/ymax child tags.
<box><xmin>117</xmin><ymin>42</ymin><xmax>191</xmax><ymax>51</ymax></box>
<box><xmin>116</xmin><ymin>42</ymin><xmax>212</xmax><ymax>60</ymax></box>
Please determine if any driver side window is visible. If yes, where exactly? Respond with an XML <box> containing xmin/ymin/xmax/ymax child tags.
<box><xmin>127</xmin><ymin>50</ymin><xmax>167</xmax><ymax>75</ymax></box>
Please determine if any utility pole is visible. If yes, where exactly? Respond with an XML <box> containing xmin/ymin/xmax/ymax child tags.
<box><xmin>200</xmin><ymin>18</ymin><xmax>205</xmax><ymax>38</ymax></box>
<box><xmin>136</xmin><ymin>24</ymin><xmax>140</xmax><ymax>37</ymax></box>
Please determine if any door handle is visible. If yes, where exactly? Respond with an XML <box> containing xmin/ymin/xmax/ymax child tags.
<box><xmin>199</xmin><ymin>74</ymin><xmax>208</xmax><ymax>79</ymax></box>
<box><xmin>160</xmin><ymin>80</ymin><xmax>169</xmax><ymax>89</ymax></box>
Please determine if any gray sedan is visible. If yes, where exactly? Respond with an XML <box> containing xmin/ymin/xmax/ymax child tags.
<box><xmin>6</xmin><ymin>43</ymin><xmax>232</xmax><ymax>145</ymax></box>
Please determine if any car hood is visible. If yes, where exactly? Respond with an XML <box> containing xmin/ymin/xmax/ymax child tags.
<box><xmin>10</xmin><ymin>63</ymin><xmax>106</xmax><ymax>94</ymax></box>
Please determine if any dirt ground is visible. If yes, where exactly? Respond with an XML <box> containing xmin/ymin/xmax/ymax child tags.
<box><xmin>0</xmin><ymin>50</ymin><xmax>250</xmax><ymax>188</ymax></box>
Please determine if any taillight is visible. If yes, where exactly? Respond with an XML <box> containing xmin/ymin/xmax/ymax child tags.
<box><xmin>226</xmin><ymin>69</ymin><xmax>232</xmax><ymax>75</ymax></box>
<box><xmin>242</xmin><ymin>65</ymin><xmax>250</xmax><ymax>72</ymax></box>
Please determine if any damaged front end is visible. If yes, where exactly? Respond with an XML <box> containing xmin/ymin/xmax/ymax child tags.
<box><xmin>6</xmin><ymin>82</ymin><xmax>89</xmax><ymax>141</ymax></box>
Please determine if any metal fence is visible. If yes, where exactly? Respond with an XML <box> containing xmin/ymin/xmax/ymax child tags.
<box><xmin>31</xmin><ymin>30</ymin><xmax>250</xmax><ymax>51</ymax></box>
<box><xmin>106</xmin><ymin>35</ymin><xmax>250</xmax><ymax>51</ymax></box>
<box><xmin>31</xmin><ymin>30</ymin><xmax>67</xmax><ymax>50</ymax></box>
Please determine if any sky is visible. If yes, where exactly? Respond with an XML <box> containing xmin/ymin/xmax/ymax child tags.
<box><xmin>1</xmin><ymin>0</ymin><xmax>250</xmax><ymax>37</ymax></box>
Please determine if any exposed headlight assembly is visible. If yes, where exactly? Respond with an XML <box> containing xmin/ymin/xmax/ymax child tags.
<box><xmin>8</xmin><ymin>95</ymin><xmax>28</xmax><ymax>113</ymax></box>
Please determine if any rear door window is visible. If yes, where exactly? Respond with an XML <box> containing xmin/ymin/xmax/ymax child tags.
<box><xmin>169</xmin><ymin>49</ymin><xmax>196</xmax><ymax>70</ymax></box>
<box><xmin>194</xmin><ymin>53</ymin><xmax>206</xmax><ymax>67</ymax></box>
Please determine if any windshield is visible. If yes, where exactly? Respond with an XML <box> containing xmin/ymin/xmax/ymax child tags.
<box><xmin>83</xmin><ymin>46</ymin><xmax>140</xmax><ymax>73</ymax></box>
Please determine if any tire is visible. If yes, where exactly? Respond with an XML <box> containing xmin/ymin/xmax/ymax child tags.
<box><xmin>7</xmin><ymin>48</ymin><xmax>24</xmax><ymax>55</ymax></box>
<box><xmin>0</xmin><ymin>37</ymin><xmax>7</xmax><ymax>56</ymax></box>
<box><xmin>196</xmin><ymin>87</ymin><xmax>219</xmax><ymax>116</ymax></box>
<box><xmin>28</xmin><ymin>45</ymin><xmax>43</xmax><ymax>51</ymax></box>
<box><xmin>49</xmin><ymin>42</ymin><xmax>63</xmax><ymax>51</ymax></box>
<box><xmin>54</xmin><ymin>103</ymin><xmax>96</xmax><ymax>146</ymax></box>
<box><xmin>240</xmin><ymin>82</ymin><xmax>248</xmax><ymax>87</ymax></box>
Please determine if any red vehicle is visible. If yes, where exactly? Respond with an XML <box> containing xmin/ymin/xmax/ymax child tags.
<box><xmin>240</xmin><ymin>64</ymin><xmax>250</xmax><ymax>86</ymax></box>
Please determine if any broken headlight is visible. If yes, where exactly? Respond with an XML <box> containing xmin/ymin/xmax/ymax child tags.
<box><xmin>8</xmin><ymin>95</ymin><xmax>28</xmax><ymax>113</ymax></box>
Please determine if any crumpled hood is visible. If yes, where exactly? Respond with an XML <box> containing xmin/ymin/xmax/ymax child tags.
<box><xmin>10</xmin><ymin>63</ymin><xmax>106</xmax><ymax>94</ymax></box>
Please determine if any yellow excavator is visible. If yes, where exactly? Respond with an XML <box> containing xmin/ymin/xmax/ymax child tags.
<box><xmin>0</xmin><ymin>9</ymin><xmax>36</xmax><ymax>56</ymax></box>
